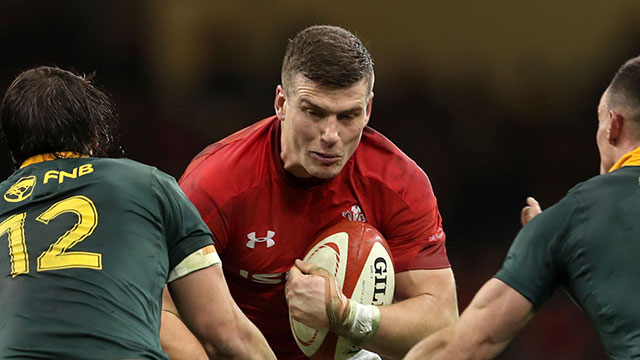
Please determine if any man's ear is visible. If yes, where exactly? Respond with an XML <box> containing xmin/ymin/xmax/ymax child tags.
<box><xmin>608</xmin><ymin>110</ymin><xmax>624</xmax><ymax>145</ymax></box>
<box><xmin>275</xmin><ymin>85</ymin><xmax>286</xmax><ymax>121</ymax></box>
<box><xmin>364</xmin><ymin>92</ymin><xmax>374</xmax><ymax>126</ymax></box>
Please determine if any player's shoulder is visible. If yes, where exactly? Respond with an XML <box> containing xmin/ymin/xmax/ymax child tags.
<box><xmin>182</xmin><ymin>117</ymin><xmax>274</xmax><ymax>179</ymax></box>
<box><xmin>567</xmin><ymin>166</ymin><xmax>640</xmax><ymax>205</ymax></box>
<box><xmin>93</xmin><ymin>157</ymin><xmax>174</xmax><ymax>189</ymax></box>
<box><xmin>354</xmin><ymin>126</ymin><xmax>431</xmax><ymax>192</ymax></box>
<box><xmin>96</xmin><ymin>157</ymin><xmax>152</xmax><ymax>170</ymax></box>
<box><xmin>95</xmin><ymin>157</ymin><xmax>156</xmax><ymax>175</ymax></box>
<box><xmin>179</xmin><ymin>116</ymin><xmax>276</xmax><ymax>198</ymax></box>
<box><xmin>571</xmin><ymin>166</ymin><xmax>638</xmax><ymax>192</ymax></box>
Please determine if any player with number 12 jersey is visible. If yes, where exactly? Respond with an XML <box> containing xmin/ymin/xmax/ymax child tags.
<box><xmin>0</xmin><ymin>155</ymin><xmax>214</xmax><ymax>359</ymax></box>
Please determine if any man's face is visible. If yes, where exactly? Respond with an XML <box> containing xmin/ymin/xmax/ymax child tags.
<box><xmin>276</xmin><ymin>75</ymin><xmax>372</xmax><ymax>179</ymax></box>
<box><xmin>596</xmin><ymin>90</ymin><xmax>615</xmax><ymax>174</ymax></box>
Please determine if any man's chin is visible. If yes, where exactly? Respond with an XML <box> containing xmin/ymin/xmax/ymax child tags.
<box><xmin>309</xmin><ymin>166</ymin><xmax>342</xmax><ymax>179</ymax></box>
<box><xmin>310</xmin><ymin>172</ymin><xmax>338</xmax><ymax>179</ymax></box>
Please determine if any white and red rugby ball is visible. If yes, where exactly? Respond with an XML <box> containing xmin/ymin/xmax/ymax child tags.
<box><xmin>289</xmin><ymin>221</ymin><xmax>395</xmax><ymax>359</ymax></box>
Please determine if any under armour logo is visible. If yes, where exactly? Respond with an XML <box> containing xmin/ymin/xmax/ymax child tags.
<box><xmin>246</xmin><ymin>231</ymin><xmax>276</xmax><ymax>249</ymax></box>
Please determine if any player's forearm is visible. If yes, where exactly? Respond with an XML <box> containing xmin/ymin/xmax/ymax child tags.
<box><xmin>167</xmin><ymin>266</ymin><xmax>276</xmax><ymax>360</ymax></box>
<box><xmin>364</xmin><ymin>293</ymin><xmax>459</xmax><ymax>358</ymax></box>
<box><xmin>232</xmin><ymin>315</ymin><xmax>277</xmax><ymax>360</ymax></box>
<box><xmin>160</xmin><ymin>310</ymin><xmax>208</xmax><ymax>360</ymax></box>
<box><xmin>403</xmin><ymin>324</ymin><xmax>454</xmax><ymax>360</ymax></box>
<box><xmin>403</xmin><ymin>323</ymin><xmax>506</xmax><ymax>360</ymax></box>
<box><xmin>405</xmin><ymin>279</ymin><xmax>535</xmax><ymax>360</ymax></box>
<box><xmin>197</xmin><ymin>310</ymin><xmax>276</xmax><ymax>360</ymax></box>
<box><xmin>403</xmin><ymin>321</ymin><xmax>510</xmax><ymax>360</ymax></box>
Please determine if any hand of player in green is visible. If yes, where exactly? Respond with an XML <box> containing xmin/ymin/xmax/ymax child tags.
<box><xmin>520</xmin><ymin>197</ymin><xmax>542</xmax><ymax>226</ymax></box>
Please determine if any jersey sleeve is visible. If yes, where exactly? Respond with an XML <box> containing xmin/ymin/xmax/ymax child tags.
<box><xmin>152</xmin><ymin>169</ymin><xmax>216</xmax><ymax>277</ymax></box>
<box><xmin>494</xmin><ymin>194</ymin><xmax>579</xmax><ymax>309</ymax></box>
<box><xmin>382</xmin><ymin>167</ymin><xmax>449</xmax><ymax>272</ymax></box>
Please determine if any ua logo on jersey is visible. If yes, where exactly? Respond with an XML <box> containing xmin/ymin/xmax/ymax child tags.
<box><xmin>246</xmin><ymin>231</ymin><xmax>276</xmax><ymax>249</ymax></box>
<box><xmin>342</xmin><ymin>205</ymin><xmax>366</xmax><ymax>222</ymax></box>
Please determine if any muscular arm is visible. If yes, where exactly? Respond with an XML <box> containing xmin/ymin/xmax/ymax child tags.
<box><xmin>365</xmin><ymin>268</ymin><xmax>459</xmax><ymax>358</ymax></box>
<box><xmin>161</xmin><ymin>287</ymin><xmax>208</xmax><ymax>360</ymax></box>
<box><xmin>166</xmin><ymin>264</ymin><xmax>276</xmax><ymax>360</ymax></box>
<box><xmin>287</xmin><ymin>265</ymin><xmax>458</xmax><ymax>359</ymax></box>
<box><xmin>404</xmin><ymin>278</ymin><xmax>534</xmax><ymax>360</ymax></box>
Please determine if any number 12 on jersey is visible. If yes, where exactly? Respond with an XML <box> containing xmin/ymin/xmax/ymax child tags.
<box><xmin>1</xmin><ymin>195</ymin><xmax>102</xmax><ymax>277</ymax></box>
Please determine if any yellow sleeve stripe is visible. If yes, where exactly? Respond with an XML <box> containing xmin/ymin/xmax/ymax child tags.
<box><xmin>168</xmin><ymin>245</ymin><xmax>221</xmax><ymax>282</ymax></box>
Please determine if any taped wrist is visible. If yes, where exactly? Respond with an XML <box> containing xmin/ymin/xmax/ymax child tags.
<box><xmin>317</xmin><ymin>268</ymin><xmax>381</xmax><ymax>346</ymax></box>
<box><xmin>331</xmin><ymin>299</ymin><xmax>381</xmax><ymax>346</ymax></box>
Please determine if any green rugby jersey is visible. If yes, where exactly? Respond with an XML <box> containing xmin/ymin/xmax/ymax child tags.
<box><xmin>0</xmin><ymin>157</ymin><xmax>214</xmax><ymax>359</ymax></box>
<box><xmin>495</xmin><ymin>166</ymin><xmax>640</xmax><ymax>359</ymax></box>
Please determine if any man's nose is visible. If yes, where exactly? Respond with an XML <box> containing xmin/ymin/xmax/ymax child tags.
<box><xmin>320</xmin><ymin>116</ymin><xmax>340</xmax><ymax>145</ymax></box>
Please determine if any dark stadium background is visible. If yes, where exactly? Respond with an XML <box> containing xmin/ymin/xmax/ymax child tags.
<box><xmin>2</xmin><ymin>2</ymin><xmax>640</xmax><ymax>359</ymax></box>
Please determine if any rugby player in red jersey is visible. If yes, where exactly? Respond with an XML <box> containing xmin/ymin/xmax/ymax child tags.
<box><xmin>161</xmin><ymin>25</ymin><xmax>458</xmax><ymax>359</ymax></box>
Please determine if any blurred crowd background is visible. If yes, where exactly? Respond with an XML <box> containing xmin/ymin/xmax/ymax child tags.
<box><xmin>3</xmin><ymin>1</ymin><xmax>640</xmax><ymax>358</ymax></box>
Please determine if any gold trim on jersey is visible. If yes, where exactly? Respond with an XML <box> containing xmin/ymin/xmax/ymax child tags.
<box><xmin>20</xmin><ymin>152</ymin><xmax>88</xmax><ymax>169</ymax></box>
<box><xmin>609</xmin><ymin>146</ymin><xmax>640</xmax><ymax>172</ymax></box>
<box><xmin>167</xmin><ymin>245</ymin><xmax>221</xmax><ymax>282</ymax></box>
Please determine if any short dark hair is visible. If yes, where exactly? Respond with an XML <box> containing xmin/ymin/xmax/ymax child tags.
<box><xmin>0</xmin><ymin>66</ymin><xmax>121</xmax><ymax>168</ymax></box>
<box><xmin>608</xmin><ymin>56</ymin><xmax>640</xmax><ymax>126</ymax></box>
<box><xmin>281</xmin><ymin>25</ymin><xmax>374</xmax><ymax>93</ymax></box>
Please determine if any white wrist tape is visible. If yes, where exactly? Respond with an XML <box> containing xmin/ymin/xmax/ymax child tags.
<box><xmin>337</xmin><ymin>300</ymin><xmax>381</xmax><ymax>346</ymax></box>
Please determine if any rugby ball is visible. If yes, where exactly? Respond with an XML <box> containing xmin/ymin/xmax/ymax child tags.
<box><xmin>289</xmin><ymin>221</ymin><xmax>395</xmax><ymax>359</ymax></box>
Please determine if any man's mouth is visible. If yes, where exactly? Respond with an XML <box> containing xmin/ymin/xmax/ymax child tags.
<box><xmin>311</xmin><ymin>151</ymin><xmax>340</xmax><ymax>164</ymax></box>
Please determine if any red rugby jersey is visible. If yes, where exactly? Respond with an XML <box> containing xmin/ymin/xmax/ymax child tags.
<box><xmin>179</xmin><ymin>116</ymin><xmax>449</xmax><ymax>359</ymax></box>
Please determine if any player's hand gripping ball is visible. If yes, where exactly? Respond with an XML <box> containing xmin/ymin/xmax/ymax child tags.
<box><xmin>286</xmin><ymin>221</ymin><xmax>395</xmax><ymax>359</ymax></box>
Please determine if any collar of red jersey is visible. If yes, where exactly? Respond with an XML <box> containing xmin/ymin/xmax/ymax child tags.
<box><xmin>20</xmin><ymin>152</ymin><xmax>88</xmax><ymax>169</ymax></box>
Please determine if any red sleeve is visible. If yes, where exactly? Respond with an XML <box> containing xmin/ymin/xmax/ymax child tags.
<box><xmin>381</xmin><ymin>167</ymin><xmax>449</xmax><ymax>273</ymax></box>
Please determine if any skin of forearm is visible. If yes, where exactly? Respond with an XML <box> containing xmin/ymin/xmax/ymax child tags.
<box><xmin>364</xmin><ymin>293</ymin><xmax>459</xmax><ymax>358</ymax></box>
<box><xmin>422</xmin><ymin>324</ymin><xmax>513</xmax><ymax>360</ymax></box>
<box><xmin>160</xmin><ymin>310</ymin><xmax>208</xmax><ymax>360</ymax></box>
<box><xmin>406</xmin><ymin>279</ymin><xmax>535</xmax><ymax>360</ymax></box>
<box><xmin>165</xmin><ymin>266</ymin><xmax>276</xmax><ymax>360</ymax></box>
<box><xmin>428</xmin><ymin>313</ymin><xmax>529</xmax><ymax>360</ymax></box>
<box><xmin>195</xmin><ymin>308</ymin><xmax>276</xmax><ymax>360</ymax></box>
<box><xmin>432</xmin><ymin>328</ymin><xmax>508</xmax><ymax>360</ymax></box>
<box><xmin>404</xmin><ymin>325</ymin><xmax>457</xmax><ymax>360</ymax></box>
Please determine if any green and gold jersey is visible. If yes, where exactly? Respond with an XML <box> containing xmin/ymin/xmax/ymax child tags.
<box><xmin>0</xmin><ymin>156</ymin><xmax>214</xmax><ymax>359</ymax></box>
<box><xmin>495</xmin><ymin>165</ymin><xmax>640</xmax><ymax>359</ymax></box>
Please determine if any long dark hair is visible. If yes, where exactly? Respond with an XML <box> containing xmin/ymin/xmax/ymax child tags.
<box><xmin>0</xmin><ymin>66</ymin><xmax>122</xmax><ymax>169</ymax></box>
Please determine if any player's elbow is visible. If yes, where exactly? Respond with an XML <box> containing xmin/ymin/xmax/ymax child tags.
<box><xmin>441</xmin><ymin>299</ymin><xmax>460</xmax><ymax>326</ymax></box>
<box><xmin>420</xmin><ymin>291</ymin><xmax>459</xmax><ymax>329</ymax></box>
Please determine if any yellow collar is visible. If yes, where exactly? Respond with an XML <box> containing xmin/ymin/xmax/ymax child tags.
<box><xmin>20</xmin><ymin>152</ymin><xmax>88</xmax><ymax>169</ymax></box>
<box><xmin>608</xmin><ymin>146</ymin><xmax>640</xmax><ymax>172</ymax></box>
